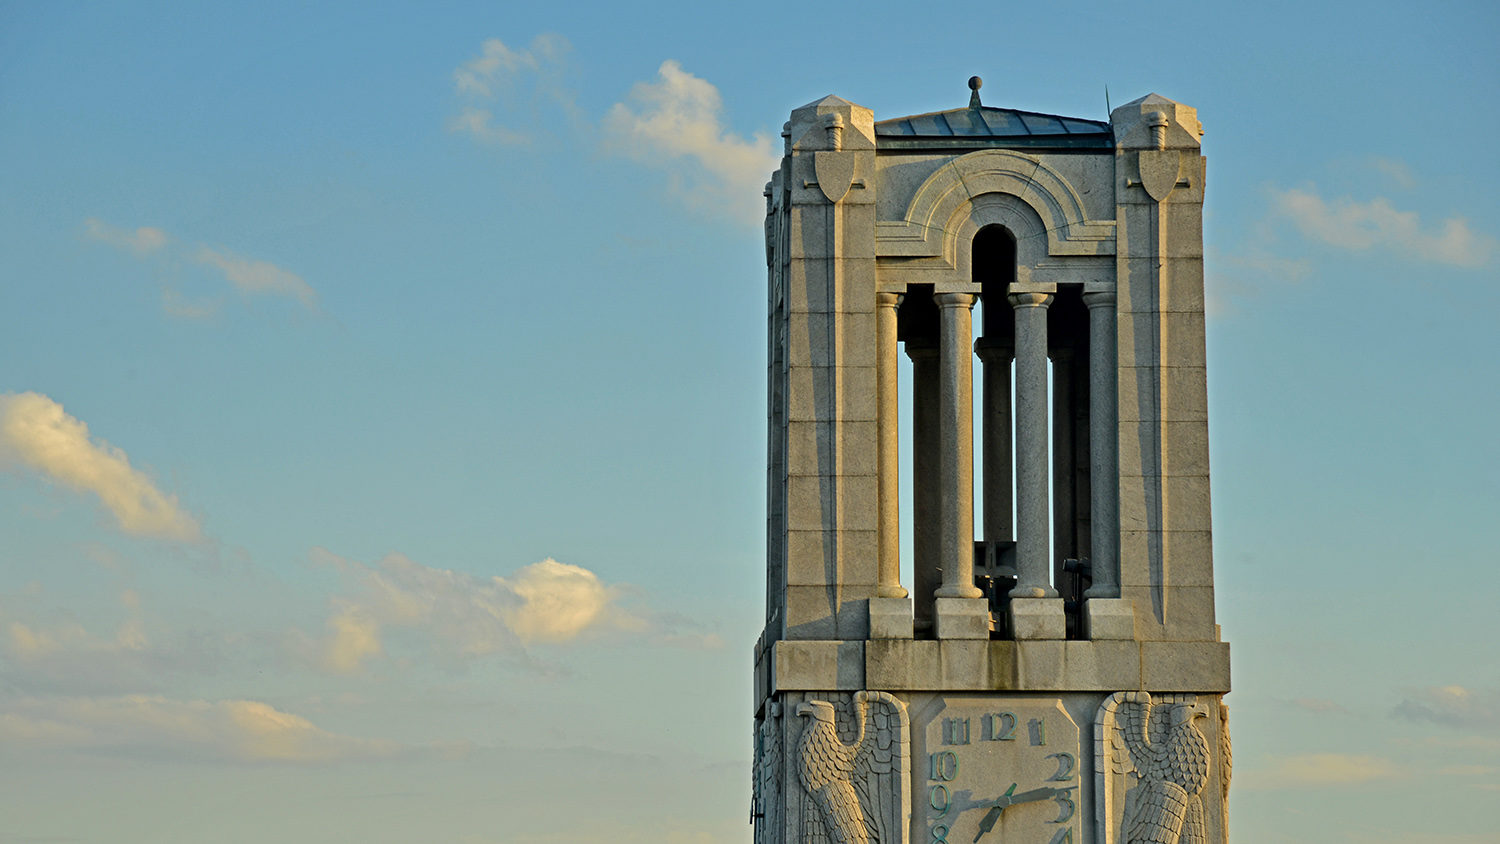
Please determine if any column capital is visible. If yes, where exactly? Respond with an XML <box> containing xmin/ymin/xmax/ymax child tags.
<box><xmin>876</xmin><ymin>291</ymin><xmax>903</xmax><ymax>308</ymax></box>
<box><xmin>1082</xmin><ymin>289</ymin><xmax>1117</xmax><ymax>309</ymax></box>
<box><xmin>934</xmin><ymin>292</ymin><xmax>977</xmax><ymax>309</ymax></box>
<box><xmin>1008</xmin><ymin>291</ymin><xmax>1054</xmax><ymax>310</ymax></box>
<box><xmin>904</xmin><ymin>341</ymin><xmax>938</xmax><ymax>363</ymax></box>
<box><xmin>974</xmin><ymin>335</ymin><xmax>1014</xmax><ymax>361</ymax></box>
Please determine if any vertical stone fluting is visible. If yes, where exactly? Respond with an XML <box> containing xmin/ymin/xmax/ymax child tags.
<box><xmin>875</xmin><ymin>292</ymin><xmax>906</xmax><ymax>598</ymax></box>
<box><xmin>934</xmin><ymin>293</ymin><xmax>982</xmax><ymax>599</ymax></box>
<box><xmin>907</xmin><ymin>342</ymin><xmax>940</xmax><ymax>628</ymax></box>
<box><xmin>1010</xmin><ymin>291</ymin><xmax>1058</xmax><ymax>599</ymax></box>
<box><xmin>976</xmin><ymin>337</ymin><xmax>1014</xmax><ymax>547</ymax></box>
<box><xmin>1083</xmin><ymin>289</ymin><xmax>1119</xmax><ymax>598</ymax></box>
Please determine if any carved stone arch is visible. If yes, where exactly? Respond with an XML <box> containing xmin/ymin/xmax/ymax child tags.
<box><xmin>879</xmin><ymin>149</ymin><xmax>1115</xmax><ymax>265</ymax></box>
<box><xmin>942</xmin><ymin>191</ymin><xmax>1050</xmax><ymax>280</ymax></box>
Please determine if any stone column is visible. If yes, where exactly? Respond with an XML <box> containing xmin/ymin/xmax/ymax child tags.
<box><xmin>907</xmin><ymin>342</ymin><xmax>939</xmax><ymax>632</ymax></box>
<box><xmin>933</xmin><ymin>293</ymin><xmax>988</xmax><ymax>639</ymax></box>
<box><xmin>975</xmin><ymin>337</ymin><xmax>1014</xmax><ymax>546</ymax></box>
<box><xmin>1009</xmin><ymin>291</ymin><xmax>1058</xmax><ymax>599</ymax></box>
<box><xmin>934</xmin><ymin>292</ymin><xmax>981</xmax><ymax>601</ymax></box>
<box><xmin>1051</xmin><ymin>346</ymin><xmax>1077</xmax><ymax>579</ymax></box>
<box><xmin>875</xmin><ymin>293</ymin><xmax>906</xmax><ymax>599</ymax></box>
<box><xmin>1084</xmin><ymin>289</ymin><xmax>1120</xmax><ymax>599</ymax></box>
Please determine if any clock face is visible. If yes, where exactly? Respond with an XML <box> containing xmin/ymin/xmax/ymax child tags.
<box><xmin>913</xmin><ymin>696</ymin><xmax>1083</xmax><ymax>844</ymax></box>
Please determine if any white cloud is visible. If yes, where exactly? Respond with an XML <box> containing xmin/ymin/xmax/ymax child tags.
<box><xmin>453</xmin><ymin>35</ymin><xmax>567</xmax><ymax>97</ymax></box>
<box><xmin>603</xmin><ymin>60</ymin><xmax>779</xmax><ymax>226</ymax></box>
<box><xmin>0</xmin><ymin>695</ymin><xmax>402</xmax><ymax>764</ymax></box>
<box><xmin>1369</xmin><ymin>156</ymin><xmax>1416</xmax><ymax>189</ymax></box>
<box><xmin>195</xmin><ymin>246</ymin><xmax>317</xmax><ymax>309</ymax></box>
<box><xmin>84</xmin><ymin>218</ymin><xmax>168</xmax><ymax>255</ymax></box>
<box><xmin>446</xmin><ymin>107</ymin><xmax>531</xmax><ymax>145</ymax></box>
<box><xmin>1242</xmin><ymin>752</ymin><xmax>1400</xmax><ymax>789</ymax></box>
<box><xmin>1393</xmin><ymin>685</ymin><xmax>1500</xmax><ymax>732</ymax></box>
<box><xmin>449</xmin><ymin>35</ymin><xmax>573</xmax><ymax>146</ymax></box>
<box><xmin>308</xmin><ymin>552</ymin><xmax>646</xmax><ymax>674</ymax></box>
<box><xmin>0</xmin><ymin>392</ymin><xmax>200</xmax><ymax>541</ymax></box>
<box><xmin>1271</xmin><ymin>185</ymin><xmax>1495</xmax><ymax>266</ymax></box>
<box><xmin>85</xmin><ymin>218</ymin><xmax>318</xmax><ymax>315</ymax></box>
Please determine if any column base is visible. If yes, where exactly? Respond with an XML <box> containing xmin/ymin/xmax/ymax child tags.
<box><xmin>1010</xmin><ymin>597</ymin><xmax>1066</xmax><ymax>640</ymax></box>
<box><xmin>868</xmin><ymin>597</ymin><xmax>914</xmax><ymax>639</ymax></box>
<box><xmin>1084</xmin><ymin>597</ymin><xmax>1136</xmax><ymax>640</ymax></box>
<box><xmin>934</xmin><ymin>597</ymin><xmax>991</xmax><ymax>639</ymax></box>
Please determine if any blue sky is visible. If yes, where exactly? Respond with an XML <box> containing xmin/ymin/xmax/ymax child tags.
<box><xmin>2</xmin><ymin>1</ymin><xmax>1497</xmax><ymax>842</ymax></box>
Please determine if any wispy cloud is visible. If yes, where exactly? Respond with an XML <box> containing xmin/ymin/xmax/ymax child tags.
<box><xmin>84</xmin><ymin>218</ymin><xmax>317</xmax><ymax>316</ymax></box>
<box><xmin>1369</xmin><ymin>156</ymin><xmax>1416</xmax><ymax>189</ymax></box>
<box><xmin>1270</xmin><ymin>185</ymin><xmax>1495</xmax><ymax>266</ymax></box>
<box><xmin>1393</xmin><ymin>685</ymin><xmax>1500</xmax><ymax>732</ymax></box>
<box><xmin>195</xmin><ymin>246</ymin><xmax>317</xmax><ymax>308</ymax></box>
<box><xmin>1241</xmin><ymin>752</ymin><xmax>1400</xmax><ymax>789</ymax></box>
<box><xmin>84</xmin><ymin>218</ymin><xmax>168</xmax><ymax>255</ymax></box>
<box><xmin>0</xmin><ymin>392</ymin><xmax>200</xmax><ymax>541</ymax></box>
<box><xmin>448</xmin><ymin>39</ymin><xmax>776</xmax><ymax>227</ymax></box>
<box><xmin>303</xmin><ymin>551</ymin><xmax>647</xmax><ymax>674</ymax></box>
<box><xmin>602</xmin><ymin>60</ymin><xmax>779</xmax><ymax>226</ymax></box>
<box><xmin>448</xmin><ymin>35</ymin><xmax>574</xmax><ymax>145</ymax></box>
<box><xmin>0</xmin><ymin>695</ymin><xmax>404</xmax><ymax>764</ymax></box>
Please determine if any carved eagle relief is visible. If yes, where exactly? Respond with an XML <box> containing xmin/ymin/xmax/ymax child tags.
<box><xmin>1100</xmin><ymin>692</ymin><xmax>1213</xmax><ymax>844</ymax></box>
<box><xmin>795</xmin><ymin>691</ymin><xmax>910</xmax><ymax>844</ymax></box>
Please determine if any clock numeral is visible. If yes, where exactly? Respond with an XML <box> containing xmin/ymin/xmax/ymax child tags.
<box><xmin>931</xmin><ymin>823</ymin><xmax>950</xmax><ymax>843</ymax></box>
<box><xmin>1046</xmin><ymin>751</ymin><xmax>1076</xmax><ymax>782</ymax></box>
<box><xmin>941</xmin><ymin>717</ymin><xmax>971</xmax><ymax>745</ymax></box>
<box><xmin>929</xmin><ymin>750</ymin><xmax>958</xmax><ymax>782</ymax></box>
<box><xmin>1049</xmin><ymin>786</ymin><xmax>1078</xmax><ymax>824</ymax></box>
<box><xmin>982</xmin><ymin>711</ymin><xmax>1016</xmax><ymax>741</ymax></box>
<box><xmin>928</xmin><ymin>784</ymin><xmax>950</xmax><ymax>817</ymax></box>
<box><xmin>1029</xmin><ymin>717</ymin><xmax>1047</xmax><ymax>746</ymax></box>
<box><xmin>1046</xmin><ymin>827</ymin><xmax>1074</xmax><ymax>844</ymax></box>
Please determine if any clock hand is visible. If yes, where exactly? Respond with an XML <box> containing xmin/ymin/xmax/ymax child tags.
<box><xmin>1004</xmin><ymin>786</ymin><xmax>1064</xmax><ymax>805</ymax></box>
<box><xmin>972</xmin><ymin>785</ymin><xmax>1069</xmax><ymax>843</ymax></box>
<box><xmin>972</xmin><ymin>784</ymin><xmax>1017</xmax><ymax>843</ymax></box>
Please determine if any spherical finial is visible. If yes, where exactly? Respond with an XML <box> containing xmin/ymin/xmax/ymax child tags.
<box><xmin>967</xmin><ymin>76</ymin><xmax>983</xmax><ymax>109</ymax></box>
<box><xmin>968</xmin><ymin>76</ymin><xmax>982</xmax><ymax>92</ymax></box>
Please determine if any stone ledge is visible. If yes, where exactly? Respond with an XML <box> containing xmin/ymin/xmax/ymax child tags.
<box><xmin>771</xmin><ymin>640</ymin><xmax>865</xmax><ymax>691</ymax></box>
<box><xmin>771</xmin><ymin>638</ymin><xmax>1231</xmax><ymax>694</ymax></box>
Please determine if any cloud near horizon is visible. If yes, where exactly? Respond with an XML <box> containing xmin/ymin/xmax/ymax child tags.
<box><xmin>1241</xmin><ymin>752</ymin><xmax>1400</xmax><ymax>789</ymax></box>
<box><xmin>1393</xmin><ymin>685</ymin><xmax>1500</xmax><ymax>732</ymax></box>
<box><xmin>309</xmin><ymin>552</ymin><xmax>648</xmax><ymax>674</ymax></box>
<box><xmin>1271</xmin><ymin>185</ymin><xmax>1495</xmax><ymax>267</ymax></box>
<box><xmin>0</xmin><ymin>392</ymin><xmax>200</xmax><ymax>541</ymax></box>
<box><xmin>0</xmin><ymin>694</ymin><xmax>403</xmax><ymax>764</ymax></box>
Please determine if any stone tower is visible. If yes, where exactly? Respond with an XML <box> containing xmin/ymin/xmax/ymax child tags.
<box><xmin>752</xmin><ymin>82</ymin><xmax>1231</xmax><ymax>844</ymax></box>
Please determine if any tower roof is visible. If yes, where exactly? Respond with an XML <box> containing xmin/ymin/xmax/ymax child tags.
<box><xmin>876</xmin><ymin>105</ymin><xmax>1112</xmax><ymax>151</ymax></box>
<box><xmin>876</xmin><ymin>80</ymin><xmax>1111</xmax><ymax>151</ymax></box>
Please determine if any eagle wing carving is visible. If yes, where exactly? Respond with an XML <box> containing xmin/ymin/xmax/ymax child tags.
<box><xmin>1100</xmin><ymin>692</ymin><xmax>1211</xmax><ymax>844</ymax></box>
<box><xmin>796</xmin><ymin>692</ymin><xmax>910</xmax><ymax>844</ymax></box>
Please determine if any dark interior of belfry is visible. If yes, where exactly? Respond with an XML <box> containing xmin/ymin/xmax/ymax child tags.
<box><xmin>896</xmin><ymin>224</ymin><xmax>1096</xmax><ymax>640</ymax></box>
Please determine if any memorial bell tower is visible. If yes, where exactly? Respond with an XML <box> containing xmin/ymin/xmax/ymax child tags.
<box><xmin>752</xmin><ymin>80</ymin><xmax>1231</xmax><ymax>844</ymax></box>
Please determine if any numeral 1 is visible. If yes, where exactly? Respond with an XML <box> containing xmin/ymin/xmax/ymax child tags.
<box><xmin>1029</xmin><ymin>717</ymin><xmax>1047</xmax><ymax>746</ymax></box>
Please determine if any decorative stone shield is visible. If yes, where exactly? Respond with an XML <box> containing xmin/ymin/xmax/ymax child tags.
<box><xmin>1138</xmin><ymin>149</ymin><xmax>1181</xmax><ymax>202</ymax></box>
<box><xmin>813</xmin><ymin>150</ymin><xmax>856</xmax><ymax>204</ymax></box>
